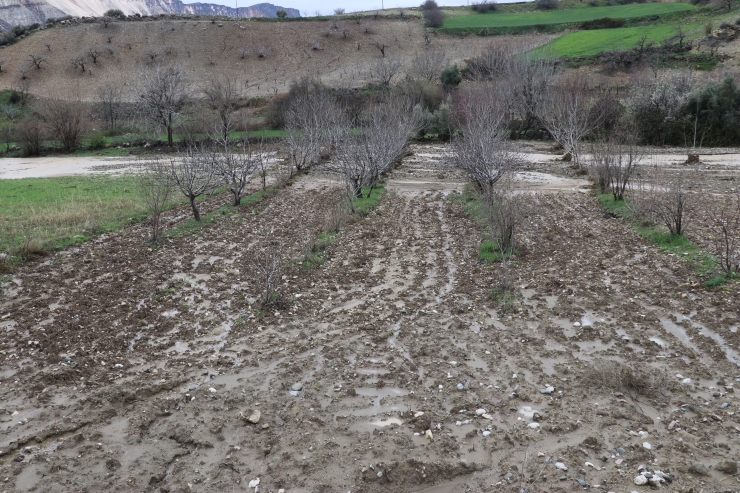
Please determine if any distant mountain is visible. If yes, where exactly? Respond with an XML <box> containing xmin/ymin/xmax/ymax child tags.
<box><xmin>0</xmin><ymin>0</ymin><xmax>299</xmax><ymax>29</ymax></box>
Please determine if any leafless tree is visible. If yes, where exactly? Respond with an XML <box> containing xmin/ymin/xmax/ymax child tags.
<box><xmin>86</xmin><ymin>47</ymin><xmax>103</xmax><ymax>64</ymax></box>
<box><xmin>707</xmin><ymin>192</ymin><xmax>740</xmax><ymax>274</ymax></box>
<box><xmin>142</xmin><ymin>46</ymin><xmax>160</xmax><ymax>64</ymax></box>
<box><xmin>367</xmin><ymin>55</ymin><xmax>402</xmax><ymax>86</ymax></box>
<box><xmin>340</xmin><ymin>24</ymin><xmax>352</xmax><ymax>39</ymax></box>
<box><xmin>450</xmin><ymin>86</ymin><xmax>520</xmax><ymax>192</ymax></box>
<box><xmin>202</xmin><ymin>75</ymin><xmax>241</xmax><ymax>140</ymax></box>
<box><xmin>251</xmin><ymin>240</ymin><xmax>285</xmax><ymax>306</ymax></box>
<box><xmin>483</xmin><ymin>179</ymin><xmax>521</xmax><ymax>290</ymax></box>
<box><xmin>410</xmin><ymin>49</ymin><xmax>446</xmax><ymax>81</ymax></box>
<box><xmin>16</xmin><ymin>79</ymin><xmax>30</xmax><ymax>105</ymax></box>
<box><xmin>70</xmin><ymin>54</ymin><xmax>87</xmax><ymax>73</ymax></box>
<box><xmin>101</xmin><ymin>16</ymin><xmax>114</xmax><ymax>28</ymax></box>
<box><xmin>96</xmin><ymin>82</ymin><xmax>123</xmax><ymax>130</ymax></box>
<box><xmin>256</xmin><ymin>44</ymin><xmax>270</xmax><ymax>58</ymax></box>
<box><xmin>137</xmin><ymin>156</ymin><xmax>174</xmax><ymax>243</ymax></box>
<box><xmin>136</xmin><ymin>63</ymin><xmax>191</xmax><ymax>146</ymax></box>
<box><xmin>590</xmin><ymin>129</ymin><xmax>643</xmax><ymax>200</ymax></box>
<box><xmin>27</xmin><ymin>53</ymin><xmax>46</xmax><ymax>70</ymax></box>
<box><xmin>372</xmin><ymin>37</ymin><xmax>388</xmax><ymax>57</ymax></box>
<box><xmin>237</xmin><ymin>47</ymin><xmax>250</xmax><ymax>59</ymax></box>
<box><xmin>334</xmin><ymin>7</ymin><xmax>345</xmax><ymax>14</ymax></box>
<box><xmin>538</xmin><ymin>73</ymin><xmax>607</xmax><ymax>167</ymax></box>
<box><xmin>284</xmin><ymin>81</ymin><xmax>337</xmax><ymax>174</ymax></box>
<box><xmin>0</xmin><ymin>59</ymin><xmax>5</xmax><ymax>73</ymax></box>
<box><xmin>169</xmin><ymin>143</ymin><xmax>221</xmax><ymax>221</ymax></box>
<box><xmin>629</xmin><ymin>164</ymin><xmax>692</xmax><ymax>236</ymax></box>
<box><xmin>211</xmin><ymin>129</ymin><xmax>262</xmax><ymax>206</ymax></box>
<box><xmin>37</xmin><ymin>96</ymin><xmax>86</xmax><ymax>152</ymax></box>
<box><xmin>327</xmin><ymin>98</ymin><xmax>420</xmax><ymax>211</ymax></box>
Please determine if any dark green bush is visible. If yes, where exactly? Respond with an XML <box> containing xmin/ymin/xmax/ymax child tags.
<box><xmin>581</xmin><ymin>17</ymin><xmax>626</xmax><ymax>29</ymax></box>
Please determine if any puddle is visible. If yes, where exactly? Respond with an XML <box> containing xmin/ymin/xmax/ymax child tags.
<box><xmin>338</xmin><ymin>387</ymin><xmax>409</xmax><ymax>417</ymax></box>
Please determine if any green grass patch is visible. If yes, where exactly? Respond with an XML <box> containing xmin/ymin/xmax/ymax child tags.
<box><xmin>353</xmin><ymin>183</ymin><xmax>386</xmax><ymax>216</ymax></box>
<box><xmin>440</xmin><ymin>2</ymin><xmax>695</xmax><ymax>33</ymax></box>
<box><xmin>489</xmin><ymin>286</ymin><xmax>523</xmax><ymax>314</ymax></box>
<box><xmin>301</xmin><ymin>231</ymin><xmax>336</xmax><ymax>269</ymax></box>
<box><xmin>0</xmin><ymin>174</ymin><xmax>152</xmax><ymax>252</ymax></box>
<box><xmin>598</xmin><ymin>193</ymin><xmax>725</xmax><ymax>285</ymax></box>
<box><xmin>541</xmin><ymin>24</ymin><xmax>692</xmax><ymax>57</ymax></box>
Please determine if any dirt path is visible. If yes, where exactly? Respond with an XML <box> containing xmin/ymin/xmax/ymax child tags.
<box><xmin>1</xmin><ymin>144</ymin><xmax>739</xmax><ymax>493</ymax></box>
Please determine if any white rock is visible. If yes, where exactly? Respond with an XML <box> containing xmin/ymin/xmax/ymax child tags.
<box><xmin>642</xmin><ymin>442</ymin><xmax>651</xmax><ymax>450</ymax></box>
<box><xmin>682</xmin><ymin>378</ymin><xmax>692</xmax><ymax>384</ymax></box>
<box><xmin>245</xmin><ymin>410</ymin><xmax>261</xmax><ymax>424</ymax></box>
<box><xmin>414</xmin><ymin>411</ymin><xmax>424</xmax><ymax>418</ymax></box>
<box><xmin>248</xmin><ymin>478</ymin><xmax>260</xmax><ymax>488</ymax></box>
<box><xmin>482</xmin><ymin>430</ymin><xmax>491</xmax><ymax>437</ymax></box>
<box><xmin>425</xmin><ymin>429</ymin><xmax>433</xmax><ymax>439</ymax></box>
<box><xmin>476</xmin><ymin>408</ymin><xmax>487</xmax><ymax>415</ymax></box>
<box><xmin>208</xmin><ymin>387</ymin><xmax>217</xmax><ymax>393</ymax></box>
<box><xmin>528</xmin><ymin>422</ymin><xmax>540</xmax><ymax>429</ymax></box>
<box><xmin>555</xmin><ymin>462</ymin><xmax>568</xmax><ymax>471</ymax></box>
<box><xmin>481</xmin><ymin>414</ymin><xmax>494</xmax><ymax>420</ymax></box>
<box><xmin>634</xmin><ymin>475</ymin><xmax>648</xmax><ymax>486</ymax></box>
<box><xmin>573</xmin><ymin>322</ymin><xmax>581</xmax><ymax>327</ymax></box>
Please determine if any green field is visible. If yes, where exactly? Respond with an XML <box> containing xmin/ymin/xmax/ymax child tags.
<box><xmin>0</xmin><ymin>175</ymin><xmax>151</xmax><ymax>252</ymax></box>
<box><xmin>541</xmin><ymin>23</ymin><xmax>693</xmax><ymax>57</ymax></box>
<box><xmin>442</xmin><ymin>2</ymin><xmax>695</xmax><ymax>29</ymax></box>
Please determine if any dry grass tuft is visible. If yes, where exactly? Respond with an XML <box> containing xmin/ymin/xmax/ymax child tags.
<box><xmin>586</xmin><ymin>360</ymin><xmax>674</xmax><ymax>398</ymax></box>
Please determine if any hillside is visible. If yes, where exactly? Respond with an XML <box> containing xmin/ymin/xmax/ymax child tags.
<box><xmin>0</xmin><ymin>1</ymin><xmax>299</xmax><ymax>30</ymax></box>
<box><xmin>0</xmin><ymin>17</ymin><xmax>543</xmax><ymax>101</ymax></box>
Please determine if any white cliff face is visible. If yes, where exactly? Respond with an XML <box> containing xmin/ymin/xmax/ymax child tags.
<box><xmin>0</xmin><ymin>0</ymin><xmax>299</xmax><ymax>27</ymax></box>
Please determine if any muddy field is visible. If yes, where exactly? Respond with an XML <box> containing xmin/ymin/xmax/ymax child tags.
<box><xmin>1</xmin><ymin>144</ymin><xmax>740</xmax><ymax>493</ymax></box>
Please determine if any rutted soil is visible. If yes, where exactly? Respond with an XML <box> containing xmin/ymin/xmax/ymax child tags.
<box><xmin>1</xmin><ymin>144</ymin><xmax>739</xmax><ymax>493</ymax></box>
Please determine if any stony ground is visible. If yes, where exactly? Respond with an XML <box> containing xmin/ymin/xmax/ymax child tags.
<box><xmin>1</xmin><ymin>144</ymin><xmax>740</xmax><ymax>493</ymax></box>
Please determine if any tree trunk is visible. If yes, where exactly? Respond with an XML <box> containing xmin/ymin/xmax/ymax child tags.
<box><xmin>167</xmin><ymin>126</ymin><xmax>173</xmax><ymax>146</ymax></box>
<box><xmin>189</xmin><ymin>196</ymin><xmax>201</xmax><ymax>221</ymax></box>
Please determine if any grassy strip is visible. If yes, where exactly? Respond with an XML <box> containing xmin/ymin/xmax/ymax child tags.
<box><xmin>0</xmin><ymin>174</ymin><xmax>156</xmax><ymax>253</ymax></box>
<box><xmin>598</xmin><ymin>194</ymin><xmax>731</xmax><ymax>288</ymax></box>
<box><xmin>354</xmin><ymin>183</ymin><xmax>386</xmax><ymax>216</ymax></box>
<box><xmin>448</xmin><ymin>185</ymin><xmax>512</xmax><ymax>263</ymax></box>
<box><xmin>442</xmin><ymin>2</ymin><xmax>695</xmax><ymax>28</ymax></box>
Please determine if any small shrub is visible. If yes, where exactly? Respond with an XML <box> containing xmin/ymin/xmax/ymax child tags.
<box><xmin>705</xmin><ymin>21</ymin><xmax>714</xmax><ymax>34</ymax></box>
<box><xmin>422</xmin><ymin>4</ymin><xmax>444</xmax><ymax>27</ymax></box>
<box><xmin>581</xmin><ymin>17</ymin><xmax>625</xmax><ymax>29</ymax></box>
<box><xmin>536</xmin><ymin>0</ymin><xmax>559</xmax><ymax>9</ymax></box>
<box><xmin>276</xmin><ymin>8</ymin><xmax>287</xmax><ymax>19</ymax></box>
<box><xmin>89</xmin><ymin>133</ymin><xmax>107</xmax><ymax>150</ymax></box>
<box><xmin>440</xmin><ymin>64</ymin><xmax>462</xmax><ymax>91</ymax></box>
<box><xmin>104</xmin><ymin>9</ymin><xmax>124</xmax><ymax>18</ymax></box>
<box><xmin>472</xmin><ymin>0</ymin><xmax>498</xmax><ymax>12</ymax></box>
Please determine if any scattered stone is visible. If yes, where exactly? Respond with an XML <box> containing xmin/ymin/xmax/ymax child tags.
<box><xmin>539</xmin><ymin>386</ymin><xmax>555</xmax><ymax>395</ymax></box>
<box><xmin>482</xmin><ymin>430</ymin><xmax>491</xmax><ymax>437</ymax></box>
<box><xmin>555</xmin><ymin>462</ymin><xmax>568</xmax><ymax>471</ymax></box>
<box><xmin>245</xmin><ymin>410</ymin><xmax>261</xmax><ymax>424</ymax></box>
<box><xmin>248</xmin><ymin>478</ymin><xmax>260</xmax><ymax>489</ymax></box>
<box><xmin>291</xmin><ymin>382</ymin><xmax>303</xmax><ymax>391</ymax></box>
<box><xmin>668</xmin><ymin>420</ymin><xmax>678</xmax><ymax>430</ymax></box>
<box><xmin>642</xmin><ymin>442</ymin><xmax>651</xmax><ymax>450</ymax></box>
<box><xmin>528</xmin><ymin>422</ymin><xmax>540</xmax><ymax>429</ymax></box>
<box><xmin>716</xmin><ymin>460</ymin><xmax>738</xmax><ymax>475</ymax></box>
<box><xmin>720</xmin><ymin>402</ymin><xmax>729</xmax><ymax>409</ymax></box>
<box><xmin>475</xmin><ymin>408</ymin><xmax>486</xmax><ymax>415</ymax></box>
<box><xmin>288</xmin><ymin>390</ymin><xmax>299</xmax><ymax>397</ymax></box>
<box><xmin>575</xmin><ymin>478</ymin><xmax>588</xmax><ymax>487</ymax></box>
<box><xmin>634</xmin><ymin>475</ymin><xmax>648</xmax><ymax>485</ymax></box>
<box><xmin>457</xmin><ymin>383</ymin><xmax>464</xmax><ymax>390</ymax></box>
<box><xmin>414</xmin><ymin>411</ymin><xmax>424</xmax><ymax>417</ymax></box>
<box><xmin>481</xmin><ymin>413</ymin><xmax>494</xmax><ymax>420</ymax></box>
<box><xmin>573</xmin><ymin>322</ymin><xmax>581</xmax><ymax>327</ymax></box>
<box><xmin>208</xmin><ymin>387</ymin><xmax>217</xmax><ymax>393</ymax></box>
<box><xmin>616</xmin><ymin>447</ymin><xmax>627</xmax><ymax>454</ymax></box>
<box><xmin>425</xmin><ymin>429</ymin><xmax>433</xmax><ymax>440</ymax></box>
<box><xmin>688</xmin><ymin>462</ymin><xmax>708</xmax><ymax>476</ymax></box>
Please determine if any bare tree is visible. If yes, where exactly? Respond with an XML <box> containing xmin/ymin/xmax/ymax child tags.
<box><xmin>328</xmin><ymin>98</ymin><xmax>420</xmax><ymax>211</ymax></box>
<box><xmin>538</xmin><ymin>73</ymin><xmax>606</xmax><ymax>167</ymax></box>
<box><xmin>334</xmin><ymin>7</ymin><xmax>345</xmax><ymax>14</ymax></box>
<box><xmin>367</xmin><ymin>55</ymin><xmax>402</xmax><ymax>86</ymax></box>
<box><xmin>450</xmin><ymin>86</ymin><xmax>520</xmax><ymax>192</ymax></box>
<box><xmin>86</xmin><ymin>47</ymin><xmax>103</xmax><ymax>64</ymax></box>
<box><xmin>16</xmin><ymin>117</ymin><xmax>43</xmax><ymax>156</ymax></box>
<box><xmin>590</xmin><ymin>129</ymin><xmax>643</xmax><ymax>200</ymax></box>
<box><xmin>70</xmin><ymin>54</ymin><xmax>87</xmax><ymax>73</ymax></box>
<box><xmin>136</xmin><ymin>63</ymin><xmax>191</xmax><ymax>146</ymax></box>
<box><xmin>137</xmin><ymin>156</ymin><xmax>174</xmax><ymax>243</ymax></box>
<box><xmin>27</xmin><ymin>53</ymin><xmax>47</xmax><ymax>70</ymax></box>
<box><xmin>237</xmin><ymin>46</ymin><xmax>250</xmax><ymax>59</ymax></box>
<box><xmin>251</xmin><ymin>240</ymin><xmax>284</xmax><ymax>306</ymax></box>
<box><xmin>284</xmin><ymin>81</ymin><xmax>337</xmax><ymax>174</ymax></box>
<box><xmin>483</xmin><ymin>179</ymin><xmax>521</xmax><ymax>290</ymax></box>
<box><xmin>212</xmin><ymin>129</ymin><xmax>262</xmax><ymax>206</ymax></box>
<box><xmin>256</xmin><ymin>44</ymin><xmax>270</xmax><ymax>58</ymax></box>
<box><xmin>410</xmin><ymin>49</ymin><xmax>446</xmax><ymax>81</ymax></box>
<box><xmin>96</xmin><ymin>82</ymin><xmax>123</xmax><ymax>130</ymax></box>
<box><xmin>707</xmin><ymin>192</ymin><xmax>740</xmax><ymax>274</ymax></box>
<box><xmin>169</xmin><ymin>144</ymin><xmax>221</xmax><ymax>221</ymax></box>
<box><xmin>37</xmin><ymin>97</ymin><xmax>86</xmax><ymax>152</ymax></box>
<box><xmin>202</xmin><ymin>75</ymin><xmax>241</xmax><ymax>140</ymax></box>
<box><xmin>372</xmin><ymin>37</ymin><xmax>388</xmax><ymax>57</ymax></box>
<box><xmin>16</xmin><ymin>79</ymin><xmax>30</xmax><ymax>105</ymax></box>
<box><xmin>629</xmin><ymin>164</ymin><xmax>692</xmax><ymax>236</ymax></box>
<box><xmin>142</xmin><ymin>46</ymin><xmax>160</xmax><ymax>64</ymax></box>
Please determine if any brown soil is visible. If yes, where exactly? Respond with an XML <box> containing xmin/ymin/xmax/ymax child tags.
<box><xmin>1</xmin><ymin>145</ymin><xmax>739</xmax><ymax>493</ymax></box>
<box><xmin>0</xmin><ymin>19</ymin><xmax>553</xmax><ymax>102</ymax></box>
